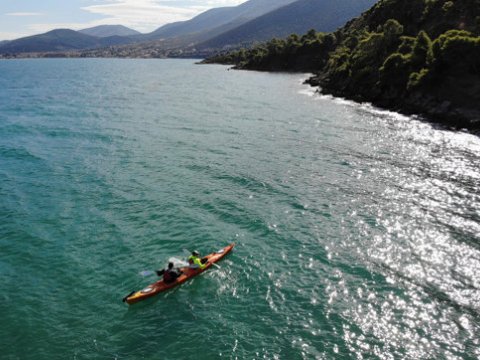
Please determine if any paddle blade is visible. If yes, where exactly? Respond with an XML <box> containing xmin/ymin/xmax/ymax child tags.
<box><xmin>169</xmin><ymin>257</ymin><xmax>189</xmax><ymax>268</ymax></box>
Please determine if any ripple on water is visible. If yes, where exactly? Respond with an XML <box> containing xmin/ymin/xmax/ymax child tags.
<box><xmin>0</xmin><ymin>59</ymin><xmax>479</xmax><ymax>359</ymax></box>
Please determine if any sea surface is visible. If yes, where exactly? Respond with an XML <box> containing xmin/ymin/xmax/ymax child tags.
<box><xmin>0</xmin><ymin>59</ymin><xmax>479</xmax><ymax>360</ymax></box>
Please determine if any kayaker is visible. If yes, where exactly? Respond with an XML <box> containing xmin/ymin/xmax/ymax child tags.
<box><xmin>188</xmin><ymin>250</ymin><xmax>206</xmax><ymax>269</ymax></box>
<box><xmin>163</xmin><ymin>262</ymin><xmax>182</xmax><ymax>283</ymax></box>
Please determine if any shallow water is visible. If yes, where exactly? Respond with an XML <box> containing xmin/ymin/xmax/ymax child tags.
<box><xmin>0</xmin><ymin>59</ymin><xmax>479</xmax><ymax>359</ymax></box>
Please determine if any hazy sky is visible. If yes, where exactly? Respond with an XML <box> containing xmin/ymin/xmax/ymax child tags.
<box><xmin>0</xmin><ymin>0</ymin><xmax>246</xmax><ymax>40</ymax></box>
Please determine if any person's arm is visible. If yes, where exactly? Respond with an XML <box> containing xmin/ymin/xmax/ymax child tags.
<box><xmin>194</xmin><ymin>257</ymin><xmax>206</xmax><ymax>269</ymax></box>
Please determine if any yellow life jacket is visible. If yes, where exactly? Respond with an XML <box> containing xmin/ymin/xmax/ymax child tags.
<box><xmin>188</xmin><ymin>255</ymin><xmax>206</xmax><ymax>269</ymax></box>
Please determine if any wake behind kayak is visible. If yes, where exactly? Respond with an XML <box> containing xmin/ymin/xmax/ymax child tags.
<box><xmin>123</xmin><ymin>243</ymin><xmax>235</xmax><ymax>305</ymax></box>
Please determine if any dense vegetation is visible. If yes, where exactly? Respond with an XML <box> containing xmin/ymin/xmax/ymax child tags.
<box><xmin>205</xmin><ymin>0</ymin><xmax>480</xmax><ymax>129</ymax></box>
<box><xmin>205</xmin><ymin>30</ymin><xmax>337</xmax><ymax>71</ymax></box>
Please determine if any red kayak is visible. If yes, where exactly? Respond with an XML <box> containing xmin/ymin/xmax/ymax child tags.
<box><xmin>123</xmin><ymin>243</ymin><xmax>235</xmax><ymax>305</ymax></box>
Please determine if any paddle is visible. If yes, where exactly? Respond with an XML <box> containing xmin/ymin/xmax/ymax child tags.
<box><xmin>139</xmin><ymin>270</ymin><xmax>155</xmax><ymax>277</ymax></box>
<box><xmin>141</xmin><ymin>256</ymin><xmax>189</xmax><ymax>277</ymax></box>
<box><xmin>138</xmin><ymin>269</ymin><xmax>164</xmax><ymax>277</ymax></box>
<box><xmin>169</xmin><ymin>257</ymin><xmax>189</xmax><ymax>268</ymax></box>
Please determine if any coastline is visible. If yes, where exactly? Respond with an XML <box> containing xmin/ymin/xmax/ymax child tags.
<box><xmin>306</xmin><ymin>75</ymin><xmax>480</xmax><ymax>133</ymax></box>
<box><xmin>219</xmin><ymin>61</ymin><xmax>480</xmax><ymax>134</ymax></box>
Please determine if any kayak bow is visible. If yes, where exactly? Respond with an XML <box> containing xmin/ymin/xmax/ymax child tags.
<box><xmin>123</xmin><ymin>243</ymin><xmax>235</xmax><ymax>305</ymax></box>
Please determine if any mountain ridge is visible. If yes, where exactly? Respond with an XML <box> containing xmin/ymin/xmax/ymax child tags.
<box><xmin>79</xmin><ymin>25</ymin><xmax>140</xmax><ymax>38</ymax></box>
<box><xmin>139</xmin><ymin>0</ymin><xmax>298</xmax><ymax>42</ymax></box>
<box><xmin>0</xmin><ymin>29</ymin><xmax>135</xmax><ymax>54</ymax></box>
<box><xmin>198</xmin><ymin>0</ymin><xmax>377</xmax><ymax>50</ymax></box>
<box><xmin>0</xmin><ymin>0</ymin><xmax>298</xmax><ymax>55</ymax></box>
<box><xmin>65</xmin><ymin>0</ymin><xmax>376</xmax><ymax>58</ymax></box>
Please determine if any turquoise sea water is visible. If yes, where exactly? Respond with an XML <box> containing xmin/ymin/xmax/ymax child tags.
<box><xmin>0</xmin><ymin>59</ymin><xmax>479</xmax><ymax>359</ymax></box>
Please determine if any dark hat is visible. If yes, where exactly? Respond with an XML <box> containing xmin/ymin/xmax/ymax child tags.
<box><xmin>192</xmin><ymin>250</ymin><xmax>199</xmax><ymax>256</ymax></box>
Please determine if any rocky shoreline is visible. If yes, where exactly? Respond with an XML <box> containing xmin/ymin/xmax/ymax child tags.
<box><xmin>306</xmin><ymin>75</ymin><xmax>480</xmax><ymax>132</ymax></box>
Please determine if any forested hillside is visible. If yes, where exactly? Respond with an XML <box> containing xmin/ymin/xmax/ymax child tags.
<box><xmin>206</xmin><ymin>0</ymin><xmax>480</xmax><ymax>129</ymax></box>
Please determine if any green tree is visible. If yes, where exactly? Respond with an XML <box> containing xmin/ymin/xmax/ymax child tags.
<box><xmin>302</xmin><ymin>29</ymin><xmax>318</xmax><ymax>42</ymax></box>
<box><xmin>432</xmin><ymin>30</ymin><xmax>480</xmax><ymax>73</ymax></box>
<box><xmin>383</xmin><ymin>19</ymin><xmax>404</xmax><ymax>45</ymax></box>
<box><xmin>398</xmin><ymin>36</ymin><xmax>416</xmax><ymax>54</ymax></box>
<box><xmin>411</xmin><ymin>30</ymin><xmax>433</xmax><ymax>69</ymax></box>
<box><xmin>407</xmin><ymin>68</ymin><xmax>429</xmax><ymax>90</ymax></box>
<box><xmin>380</xmin><ymin>52</ymin><xmax>411</xmax><ymax>87</ymax></box>
<box><xmin>442</xmin><ymin>1</ymin><xmax>454</xmax><ymax>13</ymax></box>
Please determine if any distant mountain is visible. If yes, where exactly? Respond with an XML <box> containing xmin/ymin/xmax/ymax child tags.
<box><xmin>198</xmin><ymin>0</ymin><xmax>377</xmax><ymax>50</ymax></box>
<box><xmin>142</xmin><ymin>0</ymin><xmax>298</xmax><ymax>41</ymax></box>
<box><xmin>79</xmin><ymin>25</ymin><xmax>140</xmax><ymax>38</ymax></box>
<box><xmin>0</xmin><ymin>0</ymin><xmax>378</xmax><ymax>57</ymax></box>
<box><xmin>0</xmin><ymin>29</ymin><xmax>134</xmax><ymax>54</ymax></box>
<box><xmin>0</xmin><ymin>0</ymin><xmax>299</xmax><ymax>54</ymax></box>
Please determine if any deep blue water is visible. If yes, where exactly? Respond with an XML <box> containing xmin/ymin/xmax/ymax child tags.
<box><xmin>0</xmin><ymin>59</ymin><xmax>479</xmax><ymax>359</ymax></box>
